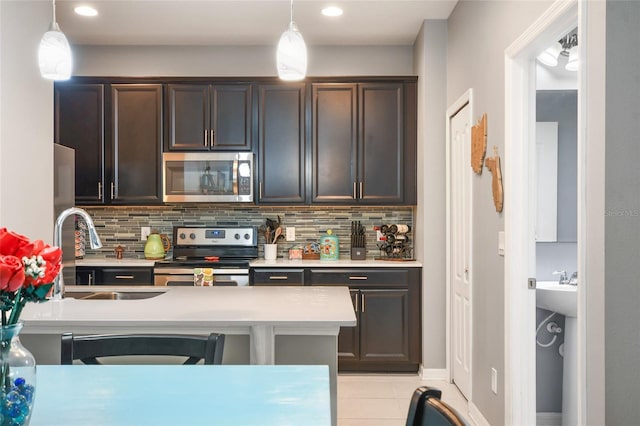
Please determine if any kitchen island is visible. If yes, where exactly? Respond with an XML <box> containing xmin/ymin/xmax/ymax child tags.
<box><xmin>21</xmin><ymin>286</ymin><xmax>355</xmax><ymax>425</ymax></box>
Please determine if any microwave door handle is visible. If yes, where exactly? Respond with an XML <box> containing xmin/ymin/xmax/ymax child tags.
<box><xmin>232</xmin><ymin>159</ymin><xmax>239</xmax><ymax>197</ymax></box>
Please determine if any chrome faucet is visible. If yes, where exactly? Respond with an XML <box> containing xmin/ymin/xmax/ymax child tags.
<box><xmin>53</xmin><ymin>207</ymin><xmax>102</xmax><ymax>300</ymax></box>
<box><xmin>552</xmin><ymin>270</ymin><xmax>570</xmax><ymax>285</ymax></box>
<box><xmin>568</xmin><ymin>271</ymin><xmax>578</xmax><ymax>286</ymax></box>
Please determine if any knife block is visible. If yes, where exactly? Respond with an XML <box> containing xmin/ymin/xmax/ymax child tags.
<box><xmin>351</xmin><ymin>247</ymin><xmax>366</xmax><ymax>260</ymax></box>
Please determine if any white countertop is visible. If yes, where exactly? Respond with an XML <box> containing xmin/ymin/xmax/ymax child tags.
<box><xmin>75</xmin><ymin>257</ymin><xmax>157</xmax><ymax>267</ymax></box>
<box><xmin>250</xmin><ymin>258</ymin><xmax>422</xmax><ymax>267</ymax></box>
<box><xmin>21</xmin><ymin>286</ymin><xmax>356</xmax><ymax>334</ymax></box>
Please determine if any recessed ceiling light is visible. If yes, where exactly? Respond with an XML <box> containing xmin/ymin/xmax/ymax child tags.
<box><xmin>74</xmin><ymin>6</ymin><xmax>98</xmax><ymax>17</ymax></box>
<box><xmin>322</xmin><ymin>6</ymin><xmax>343</xmax><ymax>17</ymax></box>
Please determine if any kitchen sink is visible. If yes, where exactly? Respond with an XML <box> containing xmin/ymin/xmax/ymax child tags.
<box><xmin>68</xmin><ymin>291</ymin><xmax>164</xmax><ymax>301</ymax></box>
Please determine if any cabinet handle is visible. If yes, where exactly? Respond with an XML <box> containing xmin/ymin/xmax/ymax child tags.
<box><xmin>110</xmin><ymin>182</ymin><xmax>115</xmax><ymax>200</ymax></box>
<box><xmin>204</xmin><ymin>129</ymin><xmax>209</xmax><ymax>147</ymax></box>
<box><xmin>349</xmin><ymin>276</ymin><xmax>368</xmax><ymax>280</ymax></box>
<box><xmin>269</xmin><ymin>276</ymin><xmax>289</xmax><ymax>280</ymax></box>
<box><xmin>259</xmin><ymin>181</ymin><xmax>263</xmax><ymax>199</ymax></box>
<box><xmin>88</xmin><ymin>274</ymin><xmax>93</xmax><ymax>285</ymax></box>
<box><xmin>362</xmin><ymin>294</ymin><xmax>366</xmax><ymax>313</ymax></box>
<box><xmin>97</xmin><ymin>182</ymin><xmax>102</xmax><ymax>200</ymax></box>
<box><xmin>353</xmin><ymin>182</ymin><xmax>357</xmax><ymax>199</ymax></box>
<box><xmin>115</xmin><ymin>275</ymin><xmax>135</xmax><ymax>279</ymax></box>
<box><xmin>359</xmin><ymin>181</ymin><xmax>364</xmax><ymax>199</ymax></box>
<box><xmin>210</xmin><ymin>129</ymin><xmax>215</xmax><ymax>146</ymax></box>
<box><xmin>354</xmin><ymin>295</ymin><xmax>359</xmax><ymax>313</ymax></box>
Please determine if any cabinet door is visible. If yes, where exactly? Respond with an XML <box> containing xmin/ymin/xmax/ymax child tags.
<box><xmin>111</xmin><ymin>84</ymin><xmax>163</xmax><ymax>204</ymax></box>
<box><xmin>166</xmin><ymin>84</ymin><xmax>209</xmax><ymax>151</ymax></box>
<box><xmin>54</xmin><ymin>83</ymin><xmax>105</xmax><ymax>204</ymax></box>
<box><xmin>210</xmin><ymin>84</ymin><xmax>252</xmax><ymax>150</ymax></box>
<box><xmin>311</xmin><ymin>84</ymin><xmax>358</xmax><ymax>203</ymax></box>
<box><xmin>75</xmin><ymin>267</ymin><xmax>96</xmax><ymax>285</ymax></box>
<box><xmin>359</xmin><ymin>289</ymin><xmax>410</xmax><ymax>363</ymax></box>
<box><xmin>338</xmin><ymin>289</ymin><xmax>360</xmax><ymax>360</ymax></box>
<box><xmin>359</xmin><ymin>83</ymin><xmax>404</xmax><ymax>204</ymax></box>
<box><xmin>257</xmin><ymin>84</ymin><xmax>306</xmax><ymax>203</ymax></box>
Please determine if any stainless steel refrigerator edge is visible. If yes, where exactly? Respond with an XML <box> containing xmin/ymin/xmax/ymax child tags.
<box><xmin>54</xmin><ymin>144</ymin><xmax>76</xmax><ymax>285</ymax></box>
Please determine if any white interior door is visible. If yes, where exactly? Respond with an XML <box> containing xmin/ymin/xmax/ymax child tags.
<box><xmin>450</xmin><ymin>102</ymin><xmax>472</xmax><ymax>400</ymax></box>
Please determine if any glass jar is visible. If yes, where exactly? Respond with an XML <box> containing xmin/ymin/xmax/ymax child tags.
<box><xmin>0</xmin><ymin>322</ymin><xmax>36</xmax><ymax>426</ymax></box>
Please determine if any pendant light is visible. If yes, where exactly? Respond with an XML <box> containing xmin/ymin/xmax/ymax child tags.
<box><xmin>38</xmin><ymin>0</ymin><xmax>72</xmax><ymax>81</ymax></box>
<box><xmin>276</xmin><ymin>0</ymin><xmax>307</xmax><ymax>81</ymax></box>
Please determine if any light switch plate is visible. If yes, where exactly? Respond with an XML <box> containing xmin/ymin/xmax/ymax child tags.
<box><xmin>286</xmin><ymin>227</ymin><xmax>295</xmax><ymax>241</ymax></box>
<box><xmin>141</xmin><ymin>227</ymin><xmax>151</xmax><ymax>241</ymax></box>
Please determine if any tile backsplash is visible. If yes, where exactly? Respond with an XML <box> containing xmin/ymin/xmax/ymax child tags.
<box><xmin>82</xmin><ymin>205</ymin><xmax>414</xmax><ymax>260</ymax></box>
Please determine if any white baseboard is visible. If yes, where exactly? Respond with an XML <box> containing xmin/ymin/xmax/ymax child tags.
<box><xmin>468</xmin><ymin>401</ymin><xmax>490</xmax><ymax>426</ymax></box>
<box><xmin>419</xmin><ymin>367</ymin><xmax>448</xmax><ymax>381</ymax></box>
<box><xmin>536</xmin><ymin>412</ymin><xmax>562</xmax><ymax>426</ymax></box>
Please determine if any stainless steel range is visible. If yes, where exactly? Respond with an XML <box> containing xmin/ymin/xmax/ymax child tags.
<box><xmin>153</xmin><ymin>226</ymin><xmax>257</xmax><ymax>286</ymax></box>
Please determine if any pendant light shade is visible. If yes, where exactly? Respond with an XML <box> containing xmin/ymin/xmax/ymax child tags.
<box><xmin>277</xmin><ymin>0</ymin><xmax>307</xmax><ymax>81</ymax></box>
<box><xmin>38</xmin><ymin>0</ymin><xmax>72</xmax><ymax>81</ymax></box>
<box><xmin>565</xmin><ymin>46</ymin><xmax>579</xmax><ymax>71</ymax></box>
<box><xmin>537</xmin><ymin>42</ymin><xmax>562</xmax><ymax>67</ymax></box>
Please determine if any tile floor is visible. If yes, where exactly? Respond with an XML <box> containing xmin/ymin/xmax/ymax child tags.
<box><xmin>337</xmin><ymin>374</ymin><xmax>469</xmax><ymax>426</ymax></box>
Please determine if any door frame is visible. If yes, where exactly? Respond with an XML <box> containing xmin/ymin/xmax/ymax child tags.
<box><xmin>503</xmin><ymin>0</ymin><xmax>583</xmax><ymax>424</ymax></box>
<box><xmin>445</xmin><ymin>88</ymin><xmax>473</xmax><ymax>399</ymax></box>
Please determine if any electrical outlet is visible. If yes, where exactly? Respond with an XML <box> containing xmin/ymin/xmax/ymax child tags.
<box><xmin>141</xmin><ymin>227</ymin><xmax>151</xmax><ymax>241</ymax></box>
<box><xmin>286</xmin><ymin>227</ymin><xmax>296</xmax><ymax>242</ymax></box>
<box><xmin>491</xmin><ymin>368</ymin><xmax>498</xmax><ymax>394</ymax></box>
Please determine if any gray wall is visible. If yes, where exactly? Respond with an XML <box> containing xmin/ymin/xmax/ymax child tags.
<box><xmin>447</xmin><ymin>1</ymin><xmax>553</xmax><ymax>423</ymax></box>
<box><xmin>413</xmin><ymin>20</ymin><xmax>448</xmax><ymax>370</ymax></box>
<box><xmin>536</xmin><ymin>90</ymin><xmax>578</xmax><ymax>282</ymax></box>
<box><xmin>73</xmin><ymin>44</ymin><xmax>414</xmax><ymax>77</ymax></box>
<box><xmin>605</xmin><ymin>1</ymin><xmax>640</xmax><ymax>424</ymax></box>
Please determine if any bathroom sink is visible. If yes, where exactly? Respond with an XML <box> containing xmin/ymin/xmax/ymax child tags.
<box><xmin>68</xmin><ymin>291</ymin><xmax>164</xmax><ymax>301</ymax></box>
<box><xmin>536</xmin><ymin>281</ymin><xmax>577</xmax><ymax>317</ymax></box>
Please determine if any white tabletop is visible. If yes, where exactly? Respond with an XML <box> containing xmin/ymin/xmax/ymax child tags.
<box><xmin>29</xmin><ymin>365</ymin><xmax>330</xmax><ymax>426</ymax></box>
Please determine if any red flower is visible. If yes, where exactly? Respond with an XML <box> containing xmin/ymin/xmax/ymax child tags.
<box><xmin>0</xmin><ymin>228</ymin><xmax>31</xmax><ymax>257</ymax></box>
<box><xmin>0</xmin><ymin>255</ymin><xmax>25</xmax><ymax>292</ymax></box>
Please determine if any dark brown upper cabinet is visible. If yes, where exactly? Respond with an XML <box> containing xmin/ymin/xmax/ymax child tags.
<box><xmin>54</xmin><ymin>83</ymin><xmax>105</xmax><ymax>204</ymax></box>
<box><xmin>110</xmin><ymin>84</ymin><xmax>163</xmax><ymax>204</ymax></box>
<box><xmin>54</xmin><ymin>81</ymin><xmax>163</xmax><ymax>205</ymax></box>
<box><xmin>257</xmin><ymin>83</ymin><xmax>306</xmax><ymax>204</ymax></box>
<box><xmin>312</xmin><ymin>81</ymin><xmax>417</xmax><ymax>205</ymax></box>
<box><xmin>166</xmin><ymin>84</ymin><xmax>252</xmax><ymax>151</ymax></box>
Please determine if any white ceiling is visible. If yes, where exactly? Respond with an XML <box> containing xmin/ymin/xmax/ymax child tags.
<box><xmin>56</xmin><ymin>0</ymin><xmax>458</xmax><ymax>46</ymax></box>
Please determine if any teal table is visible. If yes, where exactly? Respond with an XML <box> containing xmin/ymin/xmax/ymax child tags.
<box><xmin>29</xmin><ymin>365</ymin><xmax>331</xmax><ymax>426</ymax></box>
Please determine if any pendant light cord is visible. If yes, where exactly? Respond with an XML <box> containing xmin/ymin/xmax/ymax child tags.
<box><xmin>290</xmin><ymin>0</ymin><xmax>293</xmax><ymax>23</ymax></box>
<box><xmin>52</xmin><ymin>0</ymin><xmax>57</xmax><ymax>25</ymax></box>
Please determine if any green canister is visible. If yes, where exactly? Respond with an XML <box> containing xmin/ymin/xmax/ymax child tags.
<box><xmin>320</xmin><ymin>229</ymin><xmax>339</xmax><ymax>260</ymax></box>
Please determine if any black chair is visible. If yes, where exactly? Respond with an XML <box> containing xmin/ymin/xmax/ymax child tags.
<box><xmin>406</xmin><ymin>386</ymin><xmax>469</xmax><ymax>426</ymax></box>
<box><xmin>60</xmin><ymin>333</ymin><xmax>225</xmax><ymax>365</ymax></box>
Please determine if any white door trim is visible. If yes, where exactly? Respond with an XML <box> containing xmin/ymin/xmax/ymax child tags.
<box><xmin>503</xmin><ymin>0</ymin><xmax>580</xmax><ymax>424</ymax></box>
<box><xmin>445</xmin><ymin>88</ymin><xmax>473</xmax><ymax>397</ymax></box>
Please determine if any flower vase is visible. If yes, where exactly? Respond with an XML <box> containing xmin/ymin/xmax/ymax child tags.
<box><xmin>0</xmin><ymin>323</ymin><xmax>36</xmax><ymax>426</ymax></box>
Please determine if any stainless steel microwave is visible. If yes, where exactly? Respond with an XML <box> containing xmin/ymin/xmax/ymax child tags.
<box><xmin>162</xmin><ymin>152</ymin><xmax>253</xmax><ymax>202</ymax></box>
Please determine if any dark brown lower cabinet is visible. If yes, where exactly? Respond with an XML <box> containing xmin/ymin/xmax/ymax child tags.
<box><xmin>309</xmin><ymin>267</ymin><xmax>421</xmax><ymax>372</ymax></box>
<box><xmin>76</xmin><ymin>266</ymin><xmax>153</xmax><ymax>285</ymax></box>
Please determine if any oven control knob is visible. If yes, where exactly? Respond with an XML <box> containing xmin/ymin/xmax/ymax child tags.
<box><xmin>234</xmin><ymin>233</ymin><xmax>240</xmax><ymax>240</ymax></box>
<box><xmin>179</xmin><ymin>233</ymin><xmax>186</xmax><ymax>240</ymax></box>
<box><xmin>190</xmin><ymin>233</ymin><xmax>196</xmax><ymax>240</ymax></box>
<box><xmin>244</xmin><ymin>233</ymin><xmax>251</xmax><ymax>240</ymax></box>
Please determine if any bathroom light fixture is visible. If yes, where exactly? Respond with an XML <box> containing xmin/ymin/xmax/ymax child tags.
<box><xmin>74</xmin><ymin>5</ymin><xmax>98</xmax><ymax>17</ymax></box>
<box><xmin>38</xmin><ymin>0</ymin><xmax>72</xmax><ymax>81</ymax></box>
<box><xmin>322</xmin><ymin>6</ymin><xmax>343</xmax><ymax>17</ymax></box>
<box><xmin>537</xmin><ymin>31</ymin><xmax>578</xmax><ymax>71</ymax></box>
<box><xmin>276</xmin><ymin>0</ymin><xmax>307</xmax><ymax>81</ymax></box>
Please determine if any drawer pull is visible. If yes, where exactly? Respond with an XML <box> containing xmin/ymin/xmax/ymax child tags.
<box><xmin>88</xmin><ymin>275</ymin><xmax>93</xmax><ymax>285</ymax></box>
<box><xmin>362</xmin><ymin>294</ymin><xmax>366</xmax><ymax>312</ymax></box>
<box><xmin>115</xmin><ymin>275</ymin><xmax>135</xmax><ymax>279</ymax></box>
<box><xmin>348</xmin><ymin>276</ymin><xmax>368</xmax><ymax>280</ymax></box>
<box><xmin>269</xmin><ymin>276</ymin><xmax>289</xmax><ymax>280</ymax></box>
